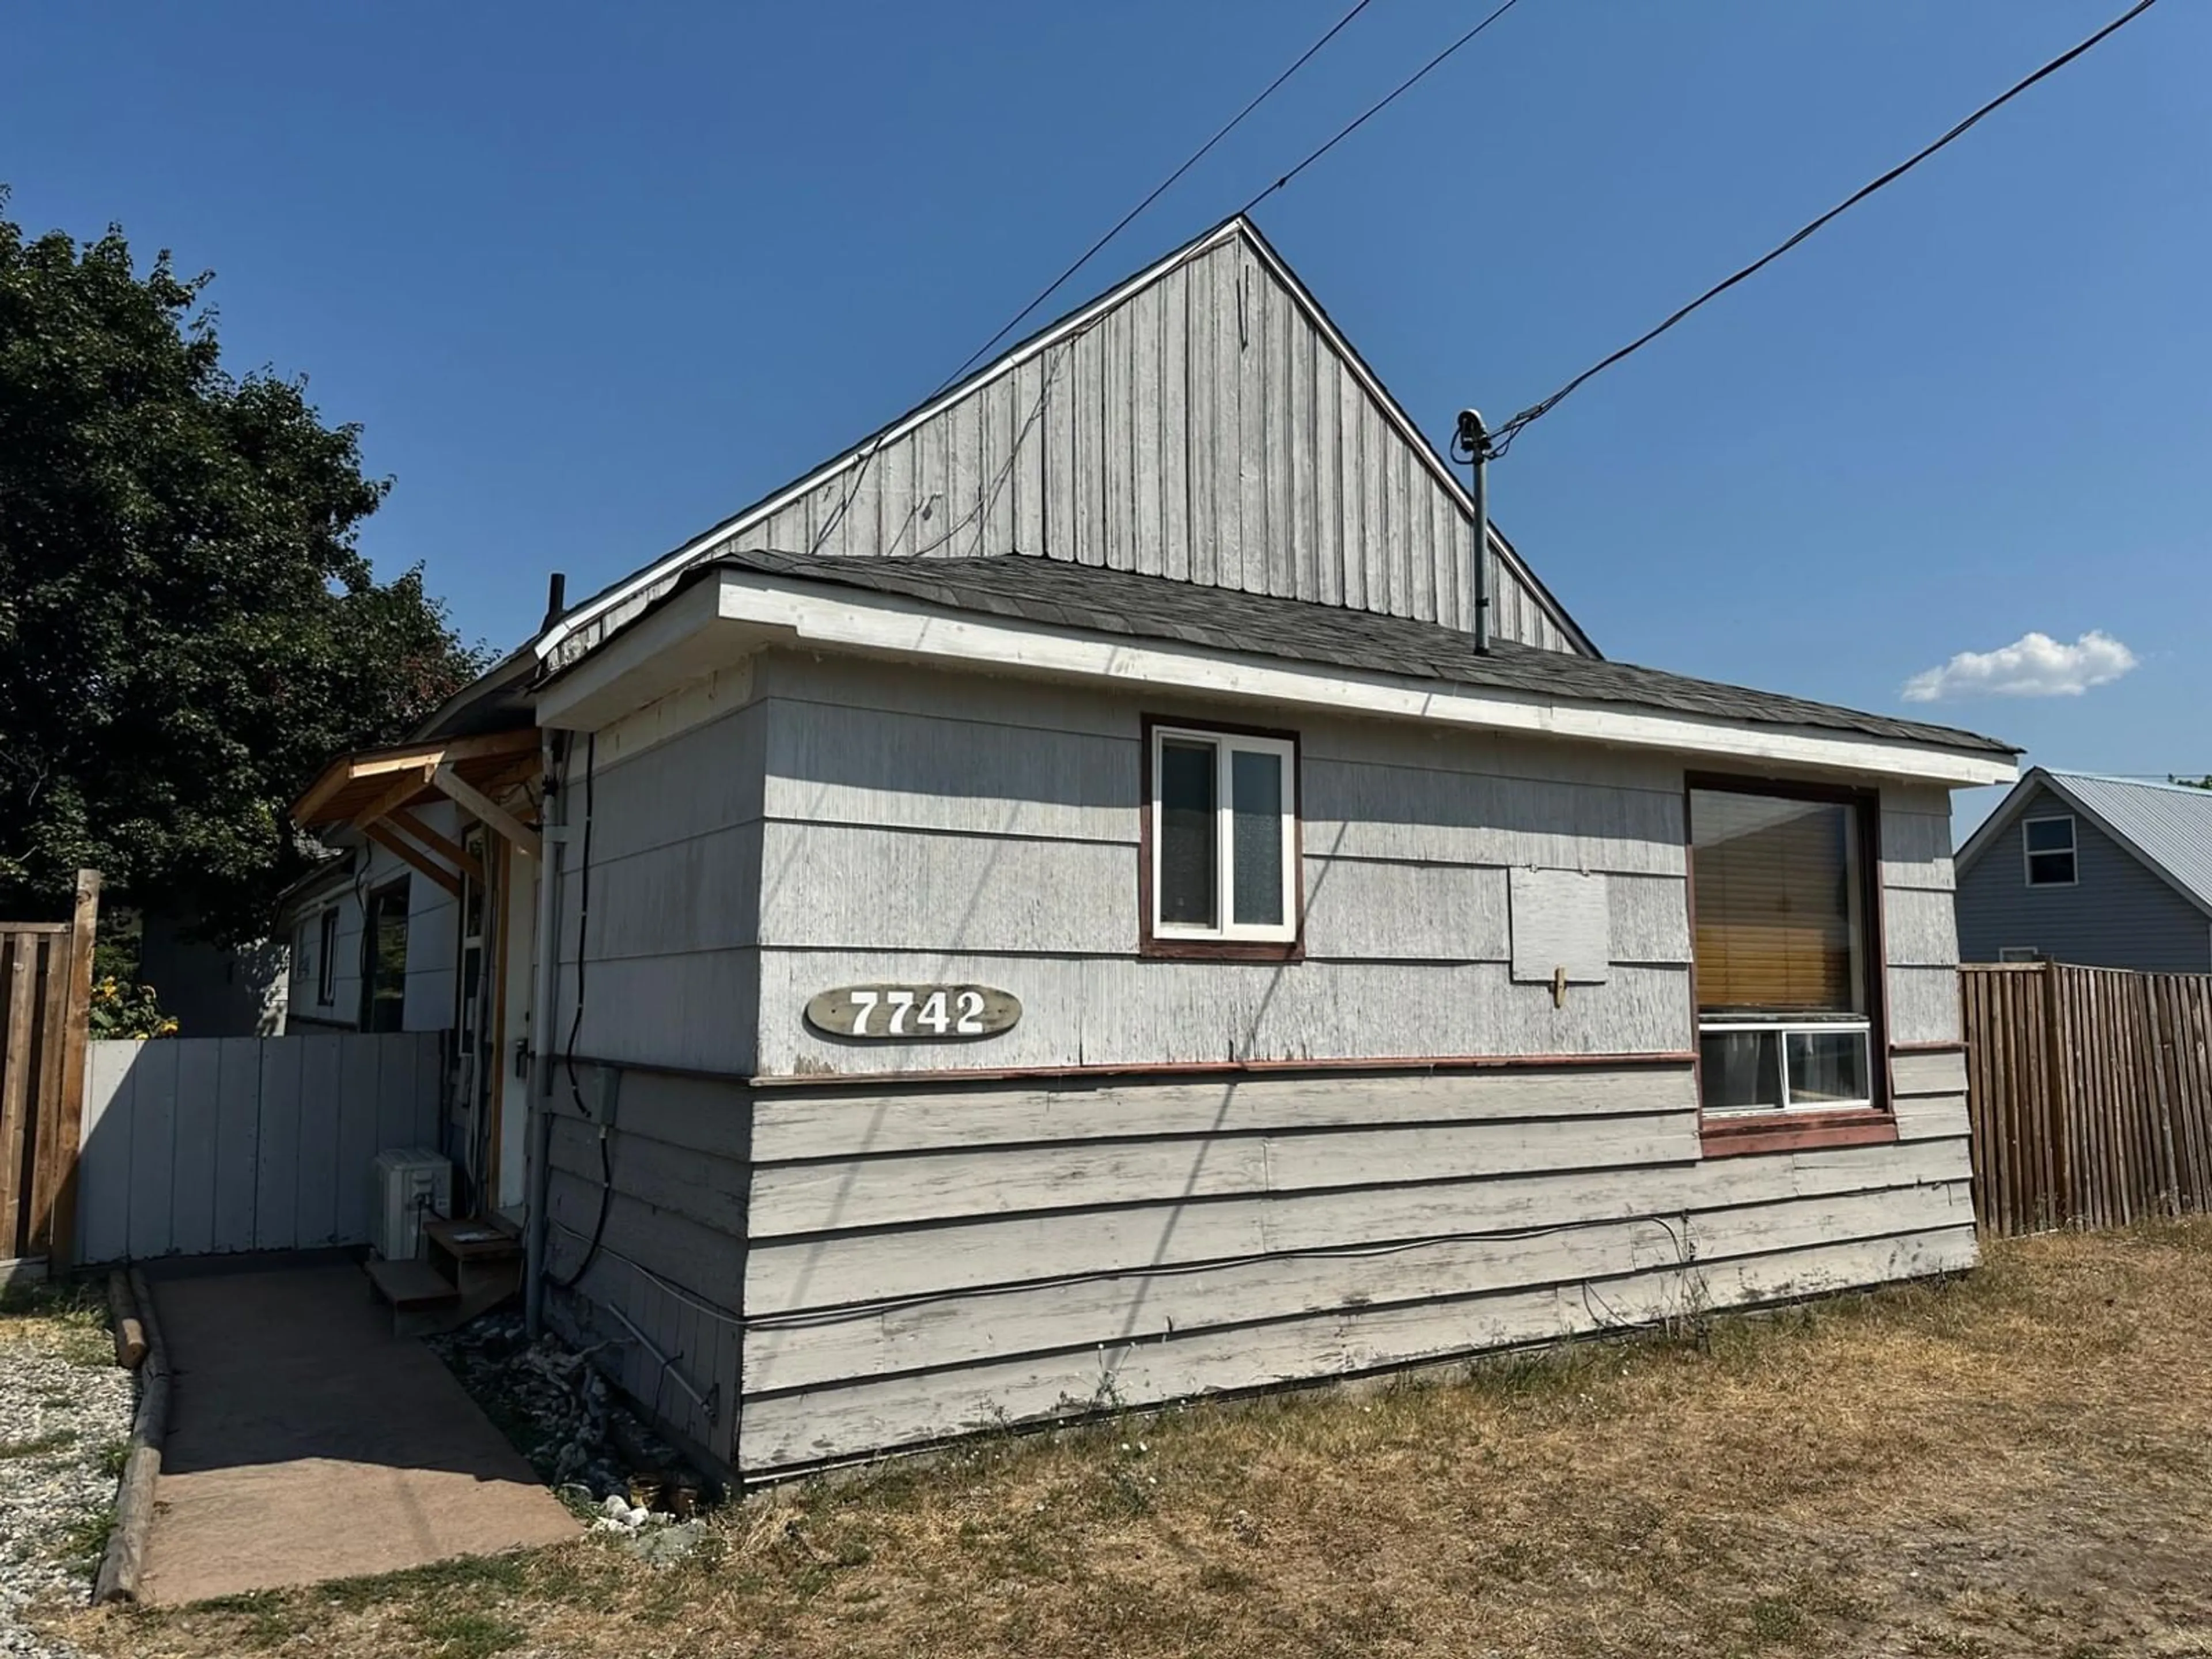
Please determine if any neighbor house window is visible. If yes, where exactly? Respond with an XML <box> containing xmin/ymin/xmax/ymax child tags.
<box><xmin>316</xmin><ymin>908</ymin><xmax>339</xmax><ymax>1006</ymax></box>
<box><xmin>2023</xmin><ymin>815</ymin><xmax>2076</xmax><ymax>887</ymax></box>
<box><xmin>1689</xmin><ymin>782</ymin><xmax>1878</xmax><ymax>1118</ymax></box>
<box><xmin>1998</xmin><ymin>946</ymin><xmax>2041</xmax><ymax>964</ymax></box>
<box><xmin>1143</xmin><ymin>719</ymin><xmax>1299</xmax><ymax>956</ymax></box>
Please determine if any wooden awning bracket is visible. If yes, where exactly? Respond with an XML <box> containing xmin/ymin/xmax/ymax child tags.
<box><xmin>362</xmin><ymin>820</ymin><xmax>463</xmax><ymax>899</ymax></box>
<box><xmin>431</xmin><ymin>763</ymin><xmax>541</xmax><ymax>863</ymax></box>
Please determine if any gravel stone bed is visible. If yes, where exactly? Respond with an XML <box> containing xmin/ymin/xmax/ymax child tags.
<box><xmin>0</xmin><ymin>1291</ymin><xmax>134</xmax><ymax>1658</ymax></box>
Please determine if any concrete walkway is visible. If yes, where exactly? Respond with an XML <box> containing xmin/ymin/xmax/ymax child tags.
<box><xmin>139</xmin><ymin>1262</ymin><xmax>574</xmax><ymax>1604</ymax></box>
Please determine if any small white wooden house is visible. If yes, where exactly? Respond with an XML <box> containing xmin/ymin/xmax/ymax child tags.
<box><xmin>292</xmin><ymin>217</ymin><xmax>2016</xmax><ymax>1484</ymax></box>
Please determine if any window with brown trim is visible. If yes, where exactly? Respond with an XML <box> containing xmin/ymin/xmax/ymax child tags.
<box><xmin>1688</xmin><ymin>779</ymin><xmax>1885</xmax><ymax>1127</ymax></box>
<box><xmin>1140</xmin><ymin>717</ymin><xmax>1301</xmax><ymax>960</ymax></box>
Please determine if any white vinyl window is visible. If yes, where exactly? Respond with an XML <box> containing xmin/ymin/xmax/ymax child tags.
<box><xmin>1998</xmin><ymin>946</ymin><xmax>2041</xmax><ymax>964</ymax></box>
<box><xmin>2023</xmin><ymin>815</ymin><xmax>2077</xmax><ymax>887</ymax></box>
<box><xmin>1149</xmin><ymin>725</ymin><xmax>1297</xmax><ymax>945</ymax></box>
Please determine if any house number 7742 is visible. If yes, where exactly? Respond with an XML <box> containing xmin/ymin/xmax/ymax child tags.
<box><xmin>804</xmin><ymin>984</ymin><xmax>1023</xmax><ymax>1041</ymax></box>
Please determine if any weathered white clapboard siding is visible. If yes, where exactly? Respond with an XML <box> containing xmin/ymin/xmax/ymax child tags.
<box><xmin>744</xmin><ymin>1184</ymin><xmax>1972</xmax><ymax>1396</ymax></box>
<box><xmin>744</xmin><ymin>1133</ymin><xmax>1972</xmax><ymax>1320</ymax></box>
<box><xmin>739</xmin><ymin>1226</ymin><xmax>1976</xmax><ymax>1471</ymax></box>
<box><xmin>551</xmin><ymin>695</ymin><xmax>770</xmax><ymax>1075</ymax></box>
<box><xmin>751</xmin><ymin>1110</ymin><xmax>1700</xmax><ymax>1238</ymax></box>
<box><xmin>752</xmin><ymin>952</ymin><xmax>1693</xmax><ymax>1075</ymax></box>
<box><xmin>740</xmin><ymin>655</ymin><xmax>1699</xmax><ymax>1076</ymax></box>
<box><xmin>1885</xmin><ymin>967</ymin><xmax>1963</xmax><ymax>1047</ymax></box>
<box><xmin>748</xmin><ymin>1065</ymin><xmax>1687</xmax><ymax>1164</ymax></box>
<box><xmin>541</xmin><ymin>1073</ymin><xmax>749</xmax><ymax>1465</ymax></box>
<box><xmin>1889</xmin><ymin>1047</ymin><xmax>1971</xmax><ymax>1142</ymax></box>
<box><xmin>546</xmin><ymin>221</ymin><xmax>1589</xmax><ymax>675</ymax></box>
<box><xmin>729</xmin><ymin>1043</ymin><xmax>1978</xmax><ymax>1474</ymax></box>
<box><xmin>1877</xmin><ymin>789</ymin><xmax>1961</xmax><ymax>1046</ymax></box>
<box><xmin>77</xmin><ymin>1032</ymin><xmax>444</xmax><ymax>1262</ymax></box>
<box><xmin>1881</xmin><ymin>791</ymin><xmax>1957</xmax><ymax>893</ymax></box>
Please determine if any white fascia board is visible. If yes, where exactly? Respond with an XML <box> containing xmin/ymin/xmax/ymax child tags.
<box><xmin>537</xmin><ymin>570</ymin><xmax>2016</xmax><ymax>787</ymax></box>
<box><xmin>639</xmin><ymin>573</ymin><xmax>2008</xmax><ymax>787</ymax></box>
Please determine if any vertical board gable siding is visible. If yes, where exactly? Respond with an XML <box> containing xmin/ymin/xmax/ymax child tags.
<box><xmin>569</xmin><ymin>231</ymin><xmax>1580</xmax><ymax>663</ymax></box>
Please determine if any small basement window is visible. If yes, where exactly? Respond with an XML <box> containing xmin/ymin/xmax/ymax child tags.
<box><xmin>1998</xmin><ymin>946</ymin><xmax>2041</xmax><ymax>964</ymax></box>
<box><xmin>1689</xmin><ymin>782</ymin><xmax>1879</xmax><ymax>1119</ymax></box>
<box><xmin>1145</xmin><ymin>719</ymin><xmax>1298</xmax><ymax>955</ymax></box>
<box><xmin>2023</xmin><ymin>815</ymin><xmax>2077</xmax><ymax>887</ymax></box>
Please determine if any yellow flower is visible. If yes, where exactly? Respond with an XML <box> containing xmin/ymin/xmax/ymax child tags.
<box><xmin>156</xmin><ymin>1018</ymin><xmax>180</xmax><ymax>1037</ymax></box>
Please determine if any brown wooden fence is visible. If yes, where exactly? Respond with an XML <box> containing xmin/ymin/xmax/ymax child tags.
<box><xmin>0</xmin><ymin>873</ymin><xmax>100</xmax><ymax>1266</ymax></box>
<box><xmin>1962</xmin><ymin>961</ymin><xmax>2212</xmax><ymax>1235</ymax></box>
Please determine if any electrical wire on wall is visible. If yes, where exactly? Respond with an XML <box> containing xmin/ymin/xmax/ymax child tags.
<box><xmin>552</xmin><ymin>732</ymin><xmax>612</xmax><ymax>1292</ymax></box>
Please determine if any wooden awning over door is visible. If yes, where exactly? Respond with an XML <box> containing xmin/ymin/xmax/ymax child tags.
<box><xmin>290</xmin><ymin>730</ymin><xmax>541</xmax><ymax>898</ymax></box>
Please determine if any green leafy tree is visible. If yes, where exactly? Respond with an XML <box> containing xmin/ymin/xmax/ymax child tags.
<box><xmin>0</xmin><ymin>190</ymin><xmax>488</xmax><ymax>942</ymax></box>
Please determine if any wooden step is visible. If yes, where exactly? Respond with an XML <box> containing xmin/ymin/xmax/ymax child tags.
<box><xmin>423</xmin><ymin>1216</ymin><xmax>522</xmax><ymax>1262</ymax></box>
<box><xmin>365</xmin><ymin>1256</ymin><xmax>460</xmax><ymax>1312</ymax></box>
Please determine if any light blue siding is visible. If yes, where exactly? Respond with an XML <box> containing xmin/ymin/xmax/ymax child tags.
<box><xmin>1956</xmin><ymin>782</ymin><xmax>2210</xmax><ymax>971</ymax></box>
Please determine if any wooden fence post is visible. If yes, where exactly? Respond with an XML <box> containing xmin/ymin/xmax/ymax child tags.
<box><xmin>2146</xmin><ymin>978</ymin><xmax>2182</xmax><ymax>1218</ymax></box>
<box><xmin>40</xmin><ymin>871</ymin><xmax>100</xmax><ymax>1271</ymax></box>
<box><xmin>2041</xmin><ymin>961</ymin><xmax>2071</xmax><ymax>1228</ymax></box>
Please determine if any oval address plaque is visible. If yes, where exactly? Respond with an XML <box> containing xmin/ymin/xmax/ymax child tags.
<box><xmin>805</xmin><ymin>984</ymin><xmax>1022</xmax><ymax>1041</ymax></box>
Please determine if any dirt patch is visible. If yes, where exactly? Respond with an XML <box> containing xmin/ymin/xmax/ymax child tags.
<box><xmin>57</xmin><ymin>1223</ymin><xmax>2212</xmax><ymax>1658</ymax></box>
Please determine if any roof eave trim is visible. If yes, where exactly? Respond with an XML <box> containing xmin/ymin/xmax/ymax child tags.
<box><xmin>537</xmin><ymin>570</ymin><xmax>2018</xmax><ymax>789</ymax></box>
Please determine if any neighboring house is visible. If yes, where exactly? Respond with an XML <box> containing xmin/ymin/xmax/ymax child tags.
<box><xmin>137</xmin><ymin>915</ymin><xmax>288</xmax><ymax>1037</ymax></box>
<box><xmin>288</xmin><ymin>215</ymin><xmax>2018</xmax><ymax>1485</ymax></box>
<box><xmin>1955</xmin><ymin>768</ymin><xmax>2212</xmax><ymax>971</ymax></box>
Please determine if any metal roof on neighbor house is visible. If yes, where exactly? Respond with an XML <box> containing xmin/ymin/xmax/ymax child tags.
<box><xmin>1959</xmin><ymin>770</ymin><xmax>2212</xmax><ymax>917</ymax></box>
<box><xmin>701</xmin><ymin>549</ymin><xmax>2019</xmax><ymax>759</ymax></box>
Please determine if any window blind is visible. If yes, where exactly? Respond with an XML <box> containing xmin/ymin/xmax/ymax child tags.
<box><xmin>1691</xmin><ymin>791</ymin><xmax>1861</xmax><ymax>1014</ymax></box>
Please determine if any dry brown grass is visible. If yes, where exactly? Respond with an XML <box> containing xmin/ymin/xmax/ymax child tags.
<box><xmin>63</xmin><ymin>1223</ymin><xmax>2212</xmax><ymax>1658</ymax></box>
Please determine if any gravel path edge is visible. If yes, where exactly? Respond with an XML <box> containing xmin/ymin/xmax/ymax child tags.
<box><xmin>92</xmin><ymin>1270</ymin><xmax>167</xmax><ymax>1607</ymax></box>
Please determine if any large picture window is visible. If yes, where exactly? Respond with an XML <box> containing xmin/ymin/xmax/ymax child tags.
<box><xmin>1690</xmin><ymin>782</ymin><xmax>1878</xmax><ymax>1117</ymax></box>
<box><xmin>1143</xmin><ymin>719</ymin><xmax>1299</xmax><ymax>956</ymax></box>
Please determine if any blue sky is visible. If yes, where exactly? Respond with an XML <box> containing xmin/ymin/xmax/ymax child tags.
<box><xmin>5</xmin><ymin>2</ymin><xmax>2203</xmax><ymax>835</ymax></box>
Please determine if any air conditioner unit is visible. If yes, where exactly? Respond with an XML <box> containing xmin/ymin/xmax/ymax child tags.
<box><xmin>370</xmin><ymin>1147</ymin><xmax>453</xmax><ymax>1262</ymax></box>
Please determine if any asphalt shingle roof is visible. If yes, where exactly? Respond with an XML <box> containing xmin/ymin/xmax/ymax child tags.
<box><xmin>707</xmin><ymin>550</ymin><xmax>2017</xmax><ymax>757</ymax></box>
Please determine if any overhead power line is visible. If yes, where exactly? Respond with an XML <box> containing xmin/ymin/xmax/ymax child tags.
<box><xmin>1238</xmin><ymin>0</ymin><xmax>1529</xmax><ymax>215</ymax></box>
<box><xmin>1486</xmin><ymin>0</ymin><xmax>2162</xmax><ymax>458</ymax></box>
<box><xmin>940</xmin><ymin>0</ymin><xmax>1381</xmax><ymax>393</ymax></box>
<box><xmin>811</xmin><ymin>0</ymin><xmax>1383</xmax><ymax>557</ymax></box>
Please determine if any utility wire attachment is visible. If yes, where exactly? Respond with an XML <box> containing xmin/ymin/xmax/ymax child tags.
<box><xmin>1487</xmin><ymin>0</ymin><xmax>2162</xmax><ymax>458</ymax></box>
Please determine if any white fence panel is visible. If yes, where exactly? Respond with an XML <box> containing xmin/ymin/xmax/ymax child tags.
<box><xmin>78</xmin><ymin>1032</ymin><xmax>446</xmax><ymax>1263</ymax></box>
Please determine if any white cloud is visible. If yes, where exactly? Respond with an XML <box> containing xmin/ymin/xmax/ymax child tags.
<box><xmin>1901</xmin><ymin>630</ymin><xmax>2138</xmax><ymax>703</ymax></box>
